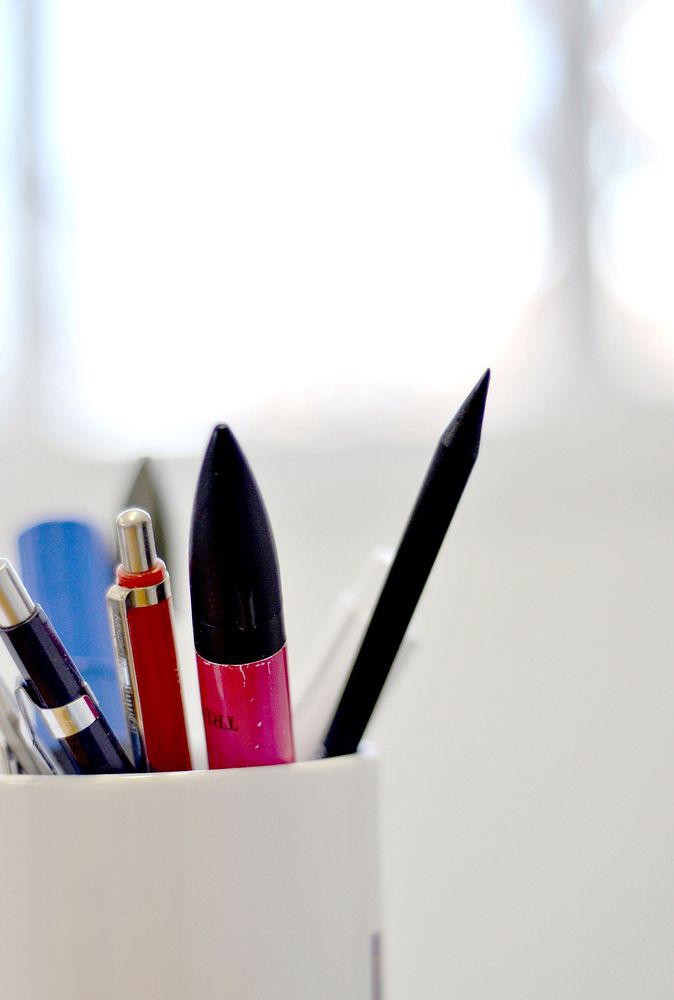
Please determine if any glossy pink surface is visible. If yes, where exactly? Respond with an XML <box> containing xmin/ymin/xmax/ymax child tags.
<box><xmin>197</xmin><ymin>645</ymin><xmax>295</xmax><ymax>768</ymax></box>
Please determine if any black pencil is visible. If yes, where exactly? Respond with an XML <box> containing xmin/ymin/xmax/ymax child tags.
<box><xmin>322</xmin><ymin>369</ymin><xmax>490</xmax><ymax>758</ymax></box>
<box><xmin>122</xmin><ymin>457</ymin><xmax>170</xmax><ymax>569</ymax></box>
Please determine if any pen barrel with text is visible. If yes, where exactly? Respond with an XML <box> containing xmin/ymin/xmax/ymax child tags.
<box><xmin>197</xmin><ymin>644</ymin><xmax>294</xmax><ymax>768</ymax></box>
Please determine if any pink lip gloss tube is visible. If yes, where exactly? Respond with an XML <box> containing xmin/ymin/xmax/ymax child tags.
<box><xmin>189</xmin><ymin>424</ymin><xmax>294</xmax><ymax>769</ymax></box>
<box><xmin>197</xmin><ymin>647</ymin><xmax>293</xmax><ymax>768</ymax></box>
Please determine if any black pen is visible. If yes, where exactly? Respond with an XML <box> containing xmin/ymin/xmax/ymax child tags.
<box><xmin>0</xmin><ymin>559</ymin><xmax>134</xmax><ymax>775</ymax></box>
<box><xmin>122</xmin><ymin>457</ymin><xmax>170</xmax><ymax>570</ymax></box>
<box><xmin>322</xmin><ymin>370</ymin><xmax>490</xmax><ymax>757</ymax></box>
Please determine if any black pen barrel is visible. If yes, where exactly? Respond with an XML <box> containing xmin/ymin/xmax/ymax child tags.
<box><xmin>4</xmin><ymin>610</ymin><xmax>83</xmax><ymax>707</ymax></box>
<box><xmin>0</xmin><ymin>560</ymin><xmax>133</xmax><ymax>774</ymax></box>
<box><xmin>63</xmin><ymin>719</ymin><xmax>133</xmax><ymax>775</ymax></box>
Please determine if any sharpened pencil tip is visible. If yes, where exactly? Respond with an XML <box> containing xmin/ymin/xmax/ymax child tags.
<box><xmin>125</xmin><ymin>457</ymin><xmax>152</xmax><ymax>496</ymax></box>
<box><xmin>439</xmin><ymin>368</ymin><xmax>490</xmax><ymax>451</ymax></box>
<box><xmin>123</xmin><ymin>456</ymin><xmax>169</xmax><ymax>566</ymax></box>
<box><xmin>471</xmin><ymin>368</ymin><xmax>491</xmax><ymax>401</ymax></box>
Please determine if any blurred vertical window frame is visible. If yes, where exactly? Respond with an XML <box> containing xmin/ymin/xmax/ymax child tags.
<box><xmin>1</xmin><ymin>2</ymin><xmax>23</xmax><ymax>420</ymax></box>
<box><xmin>4</xmin><ymin>1</ymin><xmax>52</xmax><ymax>440</ymax></box>
<box><xmin>591</xmin><ymin>0</ymin><xmax>674</xmax><ymax>402</ymax></box>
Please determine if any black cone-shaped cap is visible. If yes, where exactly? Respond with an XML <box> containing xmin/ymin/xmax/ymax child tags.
<box><xmin>189</xmin><ymin>426</ymin><xmax>285</xmax><ymax>664</ymax></box>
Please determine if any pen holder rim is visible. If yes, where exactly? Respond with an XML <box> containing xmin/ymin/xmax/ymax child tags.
<box><xmin>0</xmin><ymin>740</ymin><xmax>377</xmax><ymax>785</ymax></box>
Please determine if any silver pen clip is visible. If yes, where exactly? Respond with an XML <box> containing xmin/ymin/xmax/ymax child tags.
<box><xmin>107</xmin><ymin>585</ymin><xmax>149</xmax><ymax>771</ymax></box>
<box><xmin>13</xmin><ymin>682</ymin><xmax>62</xmax><ymax>775</ymax></box>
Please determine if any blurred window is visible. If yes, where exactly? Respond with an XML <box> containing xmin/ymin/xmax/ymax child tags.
<box><xmin>14</xmin><ymin>2</ymin><xmax>667</xmax><ymax>453</ymax></box>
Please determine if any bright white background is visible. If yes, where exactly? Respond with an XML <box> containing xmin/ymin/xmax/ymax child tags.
<box><xmin>1</xmin><ymin>1</ymin><xmax>673</xmax><ymax>997</ymax></box>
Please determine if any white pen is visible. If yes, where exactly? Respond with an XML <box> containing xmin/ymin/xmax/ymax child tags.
<box><xmin>293</xmin><ymin>548</ymin><xmax>419</xmax><ymax>760</ymax></box>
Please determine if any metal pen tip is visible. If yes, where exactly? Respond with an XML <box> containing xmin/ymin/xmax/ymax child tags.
<box><xmin>116</xmin><ymin>509</ymin><xmax>158</xmax><ymax>574</ymax></box>
<box><xmin>0</xmin><ymin>559</ymin><xmax>36</xmax><ymax>629</ymax></box>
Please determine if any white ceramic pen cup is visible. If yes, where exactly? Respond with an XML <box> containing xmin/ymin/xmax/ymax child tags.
<box><xmin>0</xmin><ymin>748</ymin><xmax>381</xmax><ymax>1000</ymax></box>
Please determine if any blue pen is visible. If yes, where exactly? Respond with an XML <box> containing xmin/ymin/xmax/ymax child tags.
<box><xmin>18</xmin><ymin>520</ymin><xmax>128</xmax><ymax>747</ymax></box>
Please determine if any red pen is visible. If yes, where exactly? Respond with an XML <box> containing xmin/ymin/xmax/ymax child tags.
<box><xmin>107</xmin><ymin>508</ymin><xmax>192</xmax><ymax>772</ymax></box>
